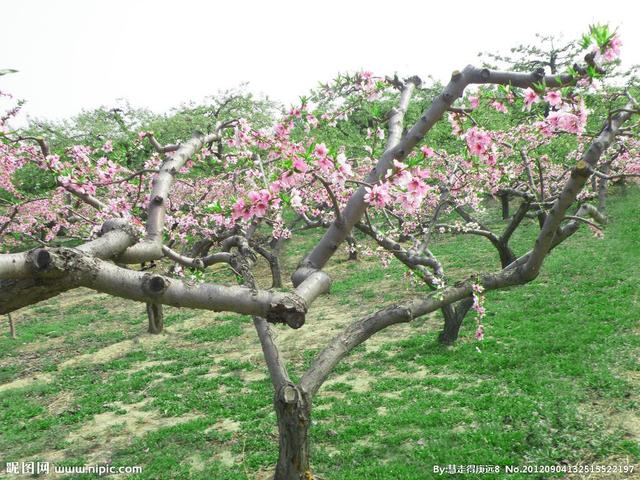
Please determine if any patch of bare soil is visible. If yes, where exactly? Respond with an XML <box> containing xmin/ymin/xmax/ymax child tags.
<box><xmin>0</xmin><ymin>333</ymin><xmax>167</xmax><ymax>393</ymax></box>
<box><xmin>0</xmin><ymin>372</ymin><xmax>54</xmax><ymax>392</ymax></box>
<box><xmin>59</xmin><ymin>334</ymin><xmax>166</xmax><ymax>369</ymax></box>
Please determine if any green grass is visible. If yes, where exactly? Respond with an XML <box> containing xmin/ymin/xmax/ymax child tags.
<box><xmin>0</xmin><ymin>188</ymin><xmax>638</xmax><ymax>479</ymax></box>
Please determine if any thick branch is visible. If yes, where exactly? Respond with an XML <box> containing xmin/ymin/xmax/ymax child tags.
<box><xmin>1</xmin><ymin>246</ymin><xmax>308</xmax><ymax>327</ymax></box>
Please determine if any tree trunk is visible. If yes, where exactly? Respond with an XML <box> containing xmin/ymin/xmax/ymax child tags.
<box><xmin>274</xmin><ymin>384</ymin><xmax>313</xmax><ymax>480</ymax></box>
<box><xmin>500</xmin><ymin>193</ymin><xmax>510</xmax><ymax>220</ymax></box>
<box><xmin>346</xmin><ymin>235</ymin><xmax>358</xmax><ymax>261</ymax></box>
<box><xmin>147</xmin><ymin>303</ymin><xmax>164</xmax><ymax>334</ymax></box>
<box><xmin>7</xmin><ymin>313</ymin><xmax>16</xmax><ymax>339</ymax></box>
<box><xmin>496</xmin><ymin>241</ymin><xmax>516</xmax><ymax>269</ymax></box>
<box><xmin>438</xmin><ymin>299</ymin><xmax>474</xmax><ymax>345</ymax></box>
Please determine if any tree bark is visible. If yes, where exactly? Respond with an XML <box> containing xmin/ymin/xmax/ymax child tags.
<box><xmin>274</xmin><ymin>385</ymin><xmax>312</xmax><ymax>480</ymax></box>
<box><xmin>146</xmin><ymin>303</ymin><xmax>164</xmax><ymax>334</ymax></box>
<box><xmin>496</xmin><ymin>240</ymin><xmax>516</xmax><ymax>269</ymax></box>
<box><xmin>7</xmin><ymin>313</ymin><xmax>16</xmax><ymax>339</ymax></box>
<box><xmin>597</xmin><ymin>163</ymin><xmax>609</xmax><ymax>212</ymax></box>
<box><xmin>500</xmin><ymin>193</ymin><xmax>510</xmax><ymax>219</ymax></box>
<box><xmin>438</xmin><ymin>299</ymin><xmax>473</xmax><ymax>345</ymax></box>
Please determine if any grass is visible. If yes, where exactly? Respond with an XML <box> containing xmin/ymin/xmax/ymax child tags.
<box><xmin>0</xmin><ymin>188</ymin><xmax>639</xmax><ymax>479</ymax></box>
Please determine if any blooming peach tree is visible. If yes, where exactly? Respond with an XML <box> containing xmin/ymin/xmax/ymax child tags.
<box><xmin>1</xmin><ymin>26</ymin><xmax>639</xmax><ymax>479</ymax></box>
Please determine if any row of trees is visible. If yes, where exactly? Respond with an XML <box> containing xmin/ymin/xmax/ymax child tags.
<box><xmin>1</xmin><ymin>26</ymin><xmax>639</xmax><ymax>479</ymax></box>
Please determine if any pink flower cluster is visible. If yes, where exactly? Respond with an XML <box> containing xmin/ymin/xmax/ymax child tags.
<box><xmin>471</xmin><ymin>283</ymin><xmax>486</xmax><ymax>341</ymax></box>
<box><xmin>603</xmin><ymin>36</ymin><xmax>622</xmax><ymax>62</ymax></box>
<box><xmin>466</xmin><ymin>127</ymin><xmax>492</xmax><ymax>157</ymax></box>
<box><xmin>232</xmin><ymin>189</ymin><xmax>281</xmax><ymax>221</ymax></box>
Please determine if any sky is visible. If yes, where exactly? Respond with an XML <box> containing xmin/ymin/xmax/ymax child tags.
<box><xmin>2</xmin><ymin>0</ymin><xmax>639</xmax><ymax>126</ymax></box>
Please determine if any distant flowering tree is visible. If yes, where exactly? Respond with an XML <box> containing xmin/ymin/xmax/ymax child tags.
<box><xmin>1</xmin><ymin>25</ymin><xmax>639</xmax><ymax>479</ymax></box>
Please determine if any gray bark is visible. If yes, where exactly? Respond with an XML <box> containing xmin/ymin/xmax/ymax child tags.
<box><xmin>500</xmin><ymin>193</ymin><xmax>510</xmax><ymax>219</ymax></box>
<box><xmin>146</xmin><ymin>303</ymin><xmax>164</xmax><ymax>334</ymax></box>
<box><xmin>438</xmin><ymin>299</ymin><xmax>474</xmax><ymax>345</ymax></box>
<box><xmin>274</xmin><ymin>384</ymin><xmax>312</xmax><ymax>480</ymax></box>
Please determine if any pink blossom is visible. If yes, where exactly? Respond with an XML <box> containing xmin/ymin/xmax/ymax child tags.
<box><xmin>469</xmin><ymin>96</ymin><xmax>479</xmax><ymax>109</ymax></box>
<box><xmin>231</xmin><ymin>198</ymin><xmax>251</xmax><ymax>221</ymax></box>
<box><xmin>274</xmin><ymin>122</ymin><xmax>292</xmax><ymax>138</ymax></box>
<box><xmin>102</xmin><ymin>140</ymin><xmax>113</xmax><ymax>153</ymax></box>
<box><xmin>316</xmin><ymin>156</ymin><xmax>334</xmax><ymax>172</ymax></box>
<box><xmin>364</xmin><ymin>183</ymin><xmax>391</xmax><ymax>208</ymax></box>
<box><xmin>407</xmin><ymin>177</ymin><xmax>428</xmax><ymax>197</ymax></box>
<box><xmin>46</xmin><ymin>154</ymin><xmax>62</xmax><ymax>171</ymax></box>
<box><xmin>306</xmin><ymin>114</ymin><xmax>318</xmax><ymax>128</ymax></box>
<box><xmin>534</xmin><ymin>121</ymin><xmax>554</xmax><ymax>137</ymax></box>
<box><xmin>485</xmin><ymin>153</ymin><xmax>497</xmax><ymax>167</ymax></box>
<box><xmin>448</xmin><ymin>113</ymin><xmax>463</xmax><ymax>136</ymax></box>
<box><xmin>475</xmin><ymin>325</ymin><xmax>484</xmax><ymax>341</ymax></box>
<box><xmin>397</xmin><ymin>193</ymin><xmax>421</xmax><ymax>213</ymax></box>
<box><xmin>523</xmin><ymin>88</ymin><xmax>539</xmax><ymax>111</ymax></box>
<box><xmin>576</xmin><ymin>99</ymin><xmax>589</xmax><ymax>129</ymax></box>
<box><xmin>414</xmin><ymin>167</ymin><xmax>431</xmax><ymax>179</ymax></box>
<box><xmin>336</xmin><ymin>153</ymin><xmax>353</xmax><ymax>176</ymax></box>
<box><xmin>547</xmin><ymin>112</ymin><xmax>583</xmax><ymax>135</ymax></box>
<box><xmin>292</xmin><ymin>157</ymin><xmax>308</xmax><ymax>173</ymax></box>
<box><xmin>248</xmin><ymin>189</ymin><xmax>271</xmax><ymax>217</ymax></box>
<box><xmin>603</xmin><ymin>36</ymin><xmax>622</xmax><ymax>61</ymax></box>
<box><xmin>393</xmin><ymin>169</ymin><xmax>412</xmax><ymax>187</ymax></box>
<box><xmin>490</xmin><ymin>100</ymin><xmax>508</xmax><ymax>113</ymax></box>
<box><xmin>314</xmin><ymin>143</ymin><xmax>328</xmax><ymax>158</ymax></box>
<box><xmin>544</xmin><ymin>91</ymin><xmax>562</xmax><ymax>107</ymax></box>
<box><xmin>420</xmin><ymin>146</ymin><xmax>435</xmax><ymax>157</ymax></box>
<box><xmin>466</xmin><ymin>127</ymin><xmax>492</xmax><ymax>156</ymax></box>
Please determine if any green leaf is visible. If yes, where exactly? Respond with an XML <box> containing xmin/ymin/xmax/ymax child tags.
<box><xmin>580</xmin><ymin>34</ymin><xmax>592</xmax><ymax>50</ymax></box>
<box><xmin>279</xmin><ymin>191</ymin><xmax>291</xmax><ymax>206</ymax></box>
<box><xmin>0</xmin><ymin>69</ymin><xmax>18</xmax><ymax>76</ymax></box>
<box><xmin>532</xmin><ymin>82</ymin><xmax>546</xmax><ymax>92</ymax></box>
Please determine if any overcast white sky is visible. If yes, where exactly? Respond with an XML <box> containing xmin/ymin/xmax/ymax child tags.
<box><xmin>2</xmin><ymin>0</ymin><xmax>639</xmax><ymax>126</ymax></box>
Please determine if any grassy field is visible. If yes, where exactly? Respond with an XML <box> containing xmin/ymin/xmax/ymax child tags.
<box><xmin>1</xmin><ymin>188</ymin><xmax>639</xmax><ymax>479</ymax></box>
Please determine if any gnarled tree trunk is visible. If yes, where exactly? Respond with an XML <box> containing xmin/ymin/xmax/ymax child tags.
<box><xmin>274</xmin><ymin>384</ymin><xmax>313</xmax><ymax>480</ymax></box>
